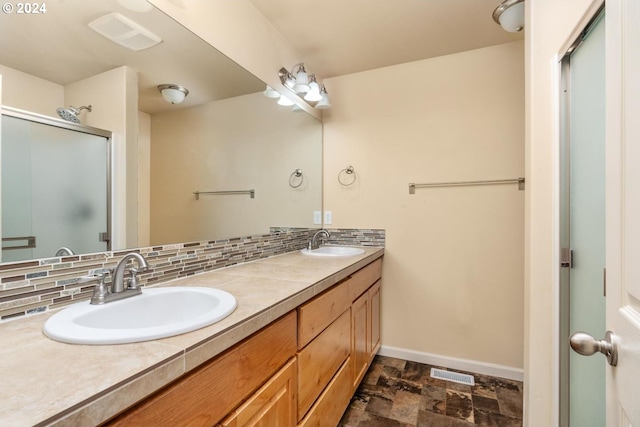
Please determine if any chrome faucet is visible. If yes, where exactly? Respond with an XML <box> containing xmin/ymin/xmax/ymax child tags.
<box><xmin>308</xmin><ymin>229</ymin><xmax>330</xmax><ymax>250</ymax></box>
<box><xmin>112</xmin><ymin>252</ymin><xmax>149</xmax><ymax>293</ymax></box>
<box><xmin>87</xmin><ymin>252</ymin><xmax>149</xmax><ymax>305</ymax></box>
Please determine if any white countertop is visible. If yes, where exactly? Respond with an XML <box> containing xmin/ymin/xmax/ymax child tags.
<box><xmin>0</xmin><ymin>247</ymin><xmax>384</xmax><ymax>427</ymax></box>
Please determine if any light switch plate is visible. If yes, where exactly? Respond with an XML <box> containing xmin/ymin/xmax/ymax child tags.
<box><xmin>324</xmin><ymin>211</ymin><xmax>333</xmax><ymax>225</ymax></box>
<box><xmin>313</xmin><ymin>211</ymin><xmax>322</xmax><ymax>225</ymax></box>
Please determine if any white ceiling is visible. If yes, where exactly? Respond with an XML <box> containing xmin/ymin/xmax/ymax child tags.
<box><xmin>249</xmin><ymin>0</ymin><xmax>524</xmax><ymax>79</ymax></box>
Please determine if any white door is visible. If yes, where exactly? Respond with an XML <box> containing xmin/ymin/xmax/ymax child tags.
<box><xmin>604</xmin><ymin>0</ymin><xmax>640</xmax><ymax>425</ymax></box>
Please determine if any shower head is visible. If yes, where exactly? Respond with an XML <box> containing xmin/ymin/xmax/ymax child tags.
<box><xmin>56</xmin><ymin>105</ymin><xmax>92</xmax><ymax>124</ymax></box>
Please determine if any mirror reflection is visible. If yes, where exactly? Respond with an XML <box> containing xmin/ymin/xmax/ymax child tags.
<box><xmin>0</xmin><ymin>0</ymin><xmax>322</xmax><ymax>263</ymax></box>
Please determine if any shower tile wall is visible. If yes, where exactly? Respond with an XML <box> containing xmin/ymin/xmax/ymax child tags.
<box><xmin>0</xmin><ymin>228</ymin><xmax>385</xmax><ymax>321</ymax></box>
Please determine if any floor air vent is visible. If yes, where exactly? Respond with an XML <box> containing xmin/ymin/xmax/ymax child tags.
<box><xmin>430</xmin><ymin>368</ymin><xmax>475</xmax><ymax>386</ymax></box>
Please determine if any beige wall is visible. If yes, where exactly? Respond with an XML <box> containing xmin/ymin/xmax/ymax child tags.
<box><xmin>65</xmin><ymin>66</ymin><xmax>139</xmax><ymax>250</ymax></box>
<box><xmin>0</xmin><ymin>64</ymin><xmax>63</xmax><ymax>115</ymax></box>
<box><xmin>323</xmin><ymin>41</ymin><xmax>524</xmax><ymax>371</ymax></box>
<box><xmin>525</xmin><ymin>0</ymin><xmax>603</xmax><ymax>425</ymax></box>
<box><xmin>150</xmin><ymin>92</ymin><xmax>321</xmax><ymax>244</ymax></box>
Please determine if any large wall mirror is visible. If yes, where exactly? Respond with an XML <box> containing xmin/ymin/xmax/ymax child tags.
<box><xmin>0</xmin><ymin>0</ymin><xmax>322</xmax><ymax>264</ymax></box>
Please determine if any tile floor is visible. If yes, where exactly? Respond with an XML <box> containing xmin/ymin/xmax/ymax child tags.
<box><xmin>339</xmin><ymin>355</ymin><xmax>523</xmax><ymax>427</ymax></box>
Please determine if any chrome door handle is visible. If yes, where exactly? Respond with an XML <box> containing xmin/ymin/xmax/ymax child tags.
<box><xmin>569</xmin><ymin>331</ymin><xmax>618</xmax><ymax>366</ymax></box>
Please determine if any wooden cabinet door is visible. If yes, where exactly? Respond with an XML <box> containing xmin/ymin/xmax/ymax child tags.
<box><xmin>218</xmin><ymin>358</ymin><xmax>297</xmax><ymax>427</ymax></box>
<box><xmin>351</xmin><ymin>292</ymin><xmax>370</xmax><ymax>391</ymax></box>
<box><xmin>369</xmin><ymin>280</ymin><xmax>381</xmax><ymax>357</ymax></box>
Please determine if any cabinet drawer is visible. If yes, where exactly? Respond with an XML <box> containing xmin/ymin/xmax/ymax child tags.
<box><xmin>297</xmin><ymin>357</ymin><xmax>352</xmax><ymax>427</ymax></box>
<box><xmin>298</xmin><ymin>281</ymin><xmax>350</xmax><ymax>349</ymax></box>
<box><xmin>297</xmin><ymin>309</ymin><xmax>350</xmax><ymax>420</ymax></box>
<box><xmin>106</xmin><ymin>311</ymin><xmax>297</xmax><ymax>427</ymax></box>
<box><xmin>348</xmin><ymin>258</ymin><xmax>382</xmax><ymax>302</ymax></box>
<box><xmin>218</xmin><ymin>358</ymin><xmax>297</xmax><ymax>427</ymax></box>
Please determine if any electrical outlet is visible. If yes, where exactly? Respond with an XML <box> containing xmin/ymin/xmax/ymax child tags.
<box><xmin>324</xmin><ymin>211</ymin><xmax>333</xmax><ymax>225</ymax></box>
<box><xmin>313</xmin><ymin>211</ymin><xmax>322</xmax><ymax>225</ymax></box>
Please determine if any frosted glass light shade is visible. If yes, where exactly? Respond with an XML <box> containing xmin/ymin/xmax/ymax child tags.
<box><xmin>304</xmin><ymin>81</ymin><xmax>322</xmax><ymax>102</ymax></box>
<box><xmin>315</xmin><ymin>93</ymin><xmax>331</xmax><ymax>110</ymax></box>
<box><xmin>499</xmin><ymin>2</ymin><xmax>524</xmax><ymax>32</ymax></box>
<box><xmin>493</xmin><ymin>0</ymin><xmax>524</xmax><ymax>32</ymax></box>
<box><xmin>263</xmin><ymin>85</ymin><xmax>280</xmax><ymax>98</ymax></box>
<box><xmin>158</xmin><ymin>84</ymin><xmax>189</xmax><ymax>104</ymax></box>
<box><xmin>293</xmin><ymin>70</ymin><xmax>310</xmax><ymax>93</ymax></box>
<box><xmin>277</xmin><ymin>95</ymin><xmax>295</xmax><ymax>106</ymax></box>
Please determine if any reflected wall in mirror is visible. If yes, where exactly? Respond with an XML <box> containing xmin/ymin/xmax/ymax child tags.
<box><xmin>0</xmin><ymin>0</ymin><xmax>322</xmax><ymax>263</ymax></box>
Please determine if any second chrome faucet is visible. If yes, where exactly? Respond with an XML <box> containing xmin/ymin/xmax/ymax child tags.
<box><xmin>308</xmin><ymin>229</ymin><xmax>330</xmax><ymax>250</ymax></box>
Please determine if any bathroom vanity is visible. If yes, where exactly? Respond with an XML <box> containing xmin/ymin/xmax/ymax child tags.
<box><xmin>0</xmin><ymin>246</ymin><xmax>383</xmax><ymax>426</ymax></box>
<box><xmin>107</xmin><ymin>257</ymin><xmax>382</xmax><ymax>427</ymax></box>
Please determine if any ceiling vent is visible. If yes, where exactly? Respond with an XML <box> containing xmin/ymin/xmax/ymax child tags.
<box><xmin>88</xmin><ymin>12</ymin><xmax>161</xmax><ymax>51</ymax></box>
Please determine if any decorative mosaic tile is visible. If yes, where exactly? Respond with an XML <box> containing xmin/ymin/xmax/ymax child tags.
<box><xmin>0</xmin><ymin>228</ymin><xmax>384</xmax><ymax>322</ymax></box>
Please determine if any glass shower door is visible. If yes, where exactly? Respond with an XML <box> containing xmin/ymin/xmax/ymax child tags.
<box><xmin>559</xmin><ymin>11</ymin><xmax>606</xmax><ymax>427</ymax></box>
<box><xmin>2</xmin><ymin>113</ymin><xmax>110</xmax><ymax>262</ymax></box>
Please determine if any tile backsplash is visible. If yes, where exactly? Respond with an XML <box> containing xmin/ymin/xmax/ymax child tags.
<box><xmin>0</xmin><ymin>228</ymin><xmax>385</xmax><ymax>322</ymax></box>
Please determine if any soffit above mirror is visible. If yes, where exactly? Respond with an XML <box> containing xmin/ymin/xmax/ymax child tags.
<box><xmin>0</xmin><ymin>0</ymin><xmax>265</xmax><ymax>114</ymax></box>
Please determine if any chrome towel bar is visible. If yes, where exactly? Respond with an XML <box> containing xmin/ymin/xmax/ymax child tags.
<box><xmin>194</xmin><ymin>189</ymin><xmax>255</xmax><ymax>200</ymax></box>
<box><xmin>409</xmin><ymin>177</ymin><xmax>525</xmax><ymax>194</ymax></box>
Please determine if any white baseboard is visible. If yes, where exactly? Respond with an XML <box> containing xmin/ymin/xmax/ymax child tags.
<box><xmin>377</xmin><ymin>345</ymin><xmax>524</xmax><ymax>382</ymax></box>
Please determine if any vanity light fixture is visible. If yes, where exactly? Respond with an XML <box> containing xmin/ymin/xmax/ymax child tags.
<box><xmin>492</xmin><ymin>0</ymin><xmax>524</xmax><ymax>32</ymax></box>
<box><xmin>278</xmin><ymin>63</ymin><xmax>332</xmax><ymax>110</ymax></box>
<box><xmin>158</xmin><ymin>84</ymin><xmax>189</xmax><ymax>104</ymax></box>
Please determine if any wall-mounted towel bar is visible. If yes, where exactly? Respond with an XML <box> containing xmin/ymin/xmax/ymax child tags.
<box><xmin>409</xmin><ymin>177</ymin><xmax>525</xmax><ymax>194</ymax></box>
<box><xmin>2</xmin><ymin>236</ymin><xmax>36</xmax><ymax>250</ymax></box>
<box><xmin>194</xmin><ymin>190</ymin><xmax>255</xmax><ymax>200</ymax></box>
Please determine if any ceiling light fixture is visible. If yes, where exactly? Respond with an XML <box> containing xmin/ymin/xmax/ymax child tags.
<box><xmin>278</xmin><ymin>63</ymin><xmax>332</xmax><ymax>110</ymax></box>
<box><xmin>158</xmin><ymin>84</ymin><xmax>189</xmax><ymax>104</ymax></box>
<box><xmin>492</xmin><ymin>0</ymin><xmax>524</xmax><ymax>32</ymax></box>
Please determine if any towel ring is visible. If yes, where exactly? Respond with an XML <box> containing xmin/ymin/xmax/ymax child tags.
<box><xmin>289</xmin><ymin>169</ymin><xmax>304</xmax><ymax>188</ymax></box>
<box><xmin>338</xmin><ymin>165</ymin><xmax>356</xmax><ymax>186</ymax></box>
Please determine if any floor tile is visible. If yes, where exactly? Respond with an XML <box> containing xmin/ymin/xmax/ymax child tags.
<box><xmin>339</xmin><ymin>355</ymin><xmax>523</xmax><ymax>427</ymax></box>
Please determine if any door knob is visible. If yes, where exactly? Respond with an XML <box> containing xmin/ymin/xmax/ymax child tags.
<box><xmin>569</xmin><ymin>330</ymin><xmax>617</xmax><ymax>366</ymax></box>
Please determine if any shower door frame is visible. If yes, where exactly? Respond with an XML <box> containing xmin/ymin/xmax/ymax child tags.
<box><xmin>1</xmin><ymin>105</ymin><xmax>114</xmax><ymax>252</ymax></box>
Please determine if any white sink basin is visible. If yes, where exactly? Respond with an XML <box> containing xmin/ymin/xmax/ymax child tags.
<box><xmin>301</xmin><ymin>246</ymin><xmax>365</xmax><ymax>257</ymax></box>
<box><xmin>43</xmin><ymin>287</ymin><xmax>237</xmax><ymax>345</ymax></box>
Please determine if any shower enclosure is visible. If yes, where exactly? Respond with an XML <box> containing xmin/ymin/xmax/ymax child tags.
<box><xmin>1</xmin><ymin>107</ymin><xmax>111</xmax><ymax>262</ymax></box>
